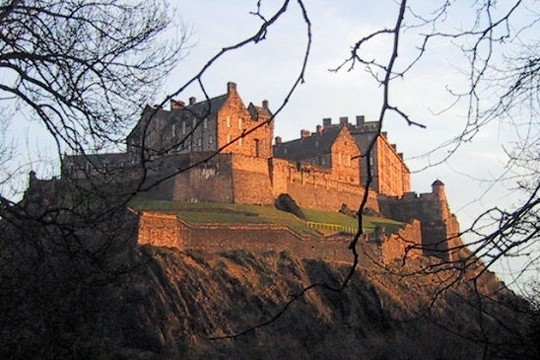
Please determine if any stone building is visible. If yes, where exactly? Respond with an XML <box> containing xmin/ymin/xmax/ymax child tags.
<box><xmin>273</xmin><ymin>125</ymin><xmax>360</xmax><ymax>185</ymax></box>
<box><xmin>126</xmin><ymin>81</ymin><xmax>274</xmax><ymax>159</ymax></box>
<box><xmin>317</xmin><ymin>116</ymin><xmax>411</xmax><ymax>197</ymax></box>
<box><xmin>54</xmin><ymin>81</ymin><xmax>461</xmax><ymax>262</ymax></box>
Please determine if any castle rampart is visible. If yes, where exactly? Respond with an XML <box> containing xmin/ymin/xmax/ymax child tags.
<box><xmin>34</xmin><ymin>81</ymin><xmax>464</xmax><ymax>263</ymax></box>
<box><xmin>378</xmin><ymin>180</ymin><xmax>462</xmax><ymax>261</ymax></box>
<box><xmin>136</xmin><ymin>211</ymin><xmax>424</xmax><ymax>264</ymax></box>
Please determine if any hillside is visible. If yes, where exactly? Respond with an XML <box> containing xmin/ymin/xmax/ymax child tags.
<box><xmin>129</xmin><ymin>199</ymin><xmax>404</xmax><ymax>235</ymax></box>
<box><xmin>0</xmin><ymin>208</ymin><xmax>533</xmax><ymax>359</ymax></box>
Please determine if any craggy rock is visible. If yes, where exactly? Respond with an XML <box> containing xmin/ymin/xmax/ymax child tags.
<box><xmin>274</xmin><ymin>193</ymin><xmax>306</xmax><ymax>220</ymax></box>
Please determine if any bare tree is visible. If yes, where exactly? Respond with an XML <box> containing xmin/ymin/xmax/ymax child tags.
<box><xmin>0</xmin><ymin>0</ymin><xmax>187</xmax><ymax>212</ymax></box>
<box><xmin>1</xmin><ymin>0</ymin><xmax>537</xmax><ymax>357</ymax></box>
<box><xmin>0</xmin><ymin>1</ymin><xmax>189</xmax><ymax>356</ymax></box>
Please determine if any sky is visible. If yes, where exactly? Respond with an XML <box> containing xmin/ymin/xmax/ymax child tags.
<box><xmin>4</xmin><ymin>1</ymin><xmax>538</xmax><ymax>284</ymax></box>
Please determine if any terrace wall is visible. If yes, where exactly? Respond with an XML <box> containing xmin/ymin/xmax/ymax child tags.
<box><xmin>136</xmin><ymin>211</ymin><xmax>420</xmax><ymax>264</ymax></box>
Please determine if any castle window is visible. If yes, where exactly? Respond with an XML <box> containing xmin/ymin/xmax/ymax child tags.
<box><xmin>227</xmin><ymin>134</ymin><xmax>232</xmax><ymax>143</ymax></box>
<box><xmin>238</xmin><ymin>118</ymin><xmax>243</xmax><ymax>130</ymax></box>
<box><xmin>208</xmin><ymin>135</ymin><xmax>213</xmax><ymax>144</ymax></box>
<box><xmin>203</xmin><ymin>118</ymin><xmax>208</xmax><ymax>129</ymax></box>
<box><xmin>339</xmin><ymin>153</ymin><xmax>342</xmax><ymax>165</ymax></box>
<box><xmin>226</xmin><ymin>116</ymin><xmax>231</xmax><ymax>128</ymax></box>
<box><xmin>239</xmin><ymin>137</ymin><xmax>243</xmax><ymax>146</ymax></box>
<box><xmin>172</xmin><ymin>124</ymin><xmax>177</xmax><ymax>137</ymax></box>
<box><xmin>192</xmin><ymin>118</ymin><xmax>197</xmax><ymax>128</ymax></box>
<box><xmin>182</xmin><ymin>121</ymin><xmax>186</xmax><ymax>134</ymax></box>
<box><xmin>197</xmin><ymin>138</ymin><xmax>202</xmax><ymax>147</ymax></box>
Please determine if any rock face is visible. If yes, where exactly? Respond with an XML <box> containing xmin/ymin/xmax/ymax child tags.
<box><xmin>0</xmin><ymin>225</ymin><xmax>531</xmax><ymax>360</ymax></box>
<box><xmin>274</xmin><ymin>193</ymin><xmax>307</xmax><ymax>220</ymax></box>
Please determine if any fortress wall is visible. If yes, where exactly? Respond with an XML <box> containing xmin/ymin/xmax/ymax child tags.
<box><xmin>136</xmin><ymin>212</ymin><xmax>432</xmax><ymax>266</ymax></box>
<box><xmin>137</xmin><ymin>212</ymin><xmax>374</xmax><ymax>263</ymax></box>
<box><xmin>269</xmin><ymin>158</ymin><xmax>290</xmax><ymax>196</ymax></box>
<box><xmin>171</xmin><ymin>154</ymin><xmax>235</xmax><ymax>203</ymax></box>
<box><xmin>230</xmin><ymin>154</ymin><xmax>274</xmax><ymax>204</ymax></box>
<box><xmin>184</xmin><ymin>223</ymin><xmax>368</xmax><ymax>263</ymax></box>
<box><xmin>145</xmin><ymin>175</ymin><xmax>176</xmax><ymax>200</ymax></box>
<box><xmin>270</xmin><ymin>158</ymin><xmax>379</xmax><ymax>212</ymax></box>
<box><xmin>138</xmin><ymin>212</ymin><xmax>184</xmax><ymax>249</ymax></box>
<box><xmin>287</xmin><ymin>179</ymin><xmax>378</xmax><ymax>213</ymax></box>
<box><xmin>378</xmin><ymin>192</ymin><xmax>459</xmax><ymax>262</ymax></box>
<box><xmin>421</xmin><ymin>220</ymin><xmax>450</xmax><ymax>260</ymax></box>
<box><xmin>445</xmin><ymin>215</ymin><xmax>464</xmax><ymax>261</ymax></box>
<box><xmin>379</xmin><ymin>219</ymin><xmax>422</xmax><ymax>264</ymax></box>
<box><xmin>378</xmin><ymin>193</ymin><xmax>447</xmax><ymax>222</ymax></box>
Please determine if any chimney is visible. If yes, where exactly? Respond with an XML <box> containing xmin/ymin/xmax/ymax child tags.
<box><xmin>356</xmin><ymin>115</ymin><xmax>365</xmax><ymax>126</ymax></box>
<box><xmin>262</xmin><ymin>100</ymin><xmax>269</xmax><ymax>109</ymax></box>
<box><xmin>316</xmin><ymin>125</ymin><xmax>322</xmax><ymax>134</ymax></box>
<box><xmin>275</xmin><ymin>136</ymin><xmax>282</xmax><ymax>145</ymax></box>
<box><xmin>227</xmin><ymin>81</ymin><xmax>237</xmax><ymax>94</ymax></box>
<box><xmin>300</xmin><ymin>129</ymin><xmax>311</xmax><ymax>138</ymax></box>
<box><xmin>170</xmin><ymin>99</ymin><xmax>185</xmax><ymax>110</ymax></box>
<box><xmin>189</xmin><ymin>96</ymin><xmax>196</xmax><ymax>105</ymax></box>
<box><xmin>339</xmin><ymin>116</ymin><xmax>348</xmax><ymax>126</ymax></box>
<box><xmin>322</xmin><ymin>118</ymin><xmax>332</xmax><ymax>127</ymax></box>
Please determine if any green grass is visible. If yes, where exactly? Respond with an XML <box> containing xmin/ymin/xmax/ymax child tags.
<box><xmin>129</xmin><ymin>198</ymin><xmax>404</xmax><ymax>235</ymax></box>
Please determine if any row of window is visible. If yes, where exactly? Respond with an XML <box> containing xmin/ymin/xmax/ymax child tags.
<box><xmin>226</xmin><ymin>116</ymin><xmax>243</xmax><ymax>129</ymax></box>
<box><xmin>172</xmin><ymin>118</ymin><xmax>209</xmax><ymax>137</ymax></box>
<box><xmin>177</xmin><ymin>134</ymin><xmax>215</xmax><ymax>151</ymax></box>
<box><xmin>170</xmin><ymin>116</ymin><xmax>244</xmax><ymax>138</ymax></box>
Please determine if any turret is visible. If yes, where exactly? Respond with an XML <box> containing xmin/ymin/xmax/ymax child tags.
<box><xmin>431</xmin><ymin>179</ymin><xmax>446</xmax><ymax>201</ymax></box>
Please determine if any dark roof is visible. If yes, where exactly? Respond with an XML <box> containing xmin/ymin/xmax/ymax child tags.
<box><xmin>150</xmin><ymin>93</ymin><xmax>228</xmax><ymax>120</ymax></box>
<box><xmin>432</xmin><ymin>179</ymin><xmax>445</xmax><ymax>186</ymax></box>
<box><xmin>248</xmin><ymin>103</ymin><xmax>272</xmax><ymax>119</ymax></box>
<box><xmin>128</xmin><ymin>94</ymin><xmax>229</xmax><ymax>141</ymax></box>
<box><xmin>182</xmin><ymin>94</ymin><xmax>228</xmax><ymax>118</ymax></box>
<box><xmin>273</xmin><ymin>126</ymin><xmax>342</xmax><ymax>161</ymax></box>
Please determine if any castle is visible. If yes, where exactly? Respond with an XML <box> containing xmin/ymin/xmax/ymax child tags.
<box><xmin>41</xmin><ymin>82</ymin><xmax>462</xmax><ymax>263</ymax></box>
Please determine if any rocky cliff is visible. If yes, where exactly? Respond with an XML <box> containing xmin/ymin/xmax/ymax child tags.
<box><xmin>1</xmin><ymin>212</ymin><xmax>532</xmax><ymax>360</ymax></box>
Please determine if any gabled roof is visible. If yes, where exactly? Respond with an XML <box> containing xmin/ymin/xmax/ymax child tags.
<box><xmin>248</xmin><ymin>103</ymin><xmax>272</xmax><ymax>120</ymax></box>
<box><xmin>182</xmin><ymin>94</ymin><xmax>228</xmax><ymax>118</ymax></box>
<box><xmin>127</xmin><ymin>94</ymin><xmax>229</xmax><ymax>142</ymax></box>
<box><xmin>273</xmin><ymin>126</ymin><xmax>342</xmax><ymax>161</ymax></box>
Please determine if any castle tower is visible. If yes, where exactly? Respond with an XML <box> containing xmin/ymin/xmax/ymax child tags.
<box><xmin>431</xmin><ymin>179</ymin><xmax>446</xmax><ymax>201</ymax></box>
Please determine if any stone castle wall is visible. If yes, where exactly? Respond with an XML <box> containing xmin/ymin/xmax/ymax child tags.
<box><xmin>139</xmin><ymin>152</ymin><xmax>376</xmax><ymax>212</ymax></box>
<box><xmin>231</xmin><ymin>154</ymin><xmax>275</xmax><ymax>204</ymax></box>
<box><xmin>270</xmin><ymin>158</ymin><xmax>379</xmax><ymax>212</ymax></box>
<box><xmin>378</xmin><ymin>188</ymin><xmax>460</xmax><ymax>262</ymax></box>
<box><xmin>378</xmin><ymin>219</ymin><xmax>422</xmax><ymax>263</ymax></box>
<box><xmin>138</xmin><ymin>212</ymin><xmax>183</xmax><ymax>249</ymax></box>
<box><xmin>136</xmin><ymin>211</ymin><xmax>421</xmax><ymax>264</ymax></box>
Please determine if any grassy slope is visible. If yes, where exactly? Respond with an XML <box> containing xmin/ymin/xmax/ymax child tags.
<box><xmin>130</xmin><ymin>198</ymin><xmax>403</xmax><ymax>235</ymax></box>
